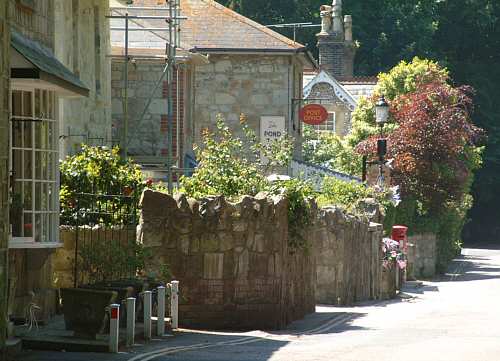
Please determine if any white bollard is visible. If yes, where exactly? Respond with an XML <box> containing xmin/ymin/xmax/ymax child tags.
<box><xmin>126</xmin><ymin>297</ymin><xmax>136</xmax><ymax>347</ymax></box>
<box><xmin>109</xmin><ymin>304</ymin><xmax>120</xmax><ymax>353</ymax></box>
<box><xmin>170</xmin><ymin>281</ymin><xmax>179</xmax><ymax>330</ymax></box>
<box><xmin>143</xmin><ymin>291</ymin><xmax>152</xmax><ymax>341</ymax></box>
<box><xmin>157</xmin><ymin>286</ymin><xmax>166</xmax><ymax>336</ymax></box>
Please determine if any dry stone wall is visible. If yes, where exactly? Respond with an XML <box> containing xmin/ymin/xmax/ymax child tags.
<box><xmin>139</xmin><ymin>190</ymin><xmax>393</xmax><ymax>330</ymax></box>
<box><xmin>138</xmin><ymin>190</ymin><xmax>316</xmax><ymax>330</ymax></box>
<box><xmin>313</xmin><ymin>208</ymin><xmax>385</xmax><ymax>305</ymax></box>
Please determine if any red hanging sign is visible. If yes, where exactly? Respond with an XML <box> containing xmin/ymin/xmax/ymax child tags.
<box><xmin>299</xmin><ymin>104</ymin><xmax>329</xmax><ymax>125</ymax></box>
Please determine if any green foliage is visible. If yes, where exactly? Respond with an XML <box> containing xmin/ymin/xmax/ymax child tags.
<box><xmin>302</xmin><ymin>126</ymin><xmax>363</xmax><ymax>176</ymax></box>
<box><xmin>317</xmin><ymin>177</ymin><xmax>371</xmax><ymax>212</ymax></box>
<box><xmin>180</xmin><ymin>115</ymin><xmax>315</xmax><ymax>251</ymax></box>
<box><xmin>78</xmin><ymin>239</ymin><xmax>150</xmax><ymax>285</ymax></box>
<box><xmin>180</xmin><ymin>115</ymin><xmax>271</xmax><ymax>199</ymax></box>
<box><xmin>60</xmin><ymin>145</ymin><xmax>145</xmax><ymax>225</ymax></box>
<box><xmin>269</xmin><ymin>178</ymin><xmax>316</xmax><ymax>251</ymax></box>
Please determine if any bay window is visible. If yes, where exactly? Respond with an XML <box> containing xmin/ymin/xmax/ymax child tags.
<box><xmin>9</xmin><ymin>88</ymin><xmax>59</xmax><ymax>247</ymax></box>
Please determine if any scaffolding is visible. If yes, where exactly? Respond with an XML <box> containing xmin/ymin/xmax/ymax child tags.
<box><xmin>107</xmin><ymin>0</ymin><xmax>185</xmax><ymax>193</ymax></box>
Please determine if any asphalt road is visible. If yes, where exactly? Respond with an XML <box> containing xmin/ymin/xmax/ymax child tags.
<box><xmin>19</xmin><ymin>245</ymin><xmax>500</xmax><ymax>361</ymax></box>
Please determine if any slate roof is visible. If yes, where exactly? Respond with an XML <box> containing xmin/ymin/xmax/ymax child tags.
<box><xmin>110</xmin><ymin>0</ymin><xmax>306</xmax><ymax>53</ymax></box>
<box><xmin>180</xmin><ymin>0</ymin><xmax>305</xmax><ymax>52</ymax></box>
<box><xmin>11</xmin><ymin>30</ymin><xmax>89</xmax><ymax>95</ymax></box>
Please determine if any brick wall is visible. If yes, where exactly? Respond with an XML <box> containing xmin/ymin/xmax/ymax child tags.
<box><xmin>0</xmin><ymin>0</ymin><xmax>10</xmax><ymax>349</ymax></box>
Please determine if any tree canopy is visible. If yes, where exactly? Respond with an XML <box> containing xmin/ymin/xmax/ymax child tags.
<box><xmin>217</xmin><ymin>0</ymin><xmax>500</xmax><ymax>243</ymax></box>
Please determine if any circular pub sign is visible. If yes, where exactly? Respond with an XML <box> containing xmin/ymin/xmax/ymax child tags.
<box><xmin>299</xmin><ymin>104</ymin><xmax>329</xmax><ymax>125</ymax></box>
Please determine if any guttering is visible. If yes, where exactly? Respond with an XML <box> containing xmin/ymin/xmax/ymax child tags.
<box><xmin>190</xmin><ymin>46</ymin><xmax>306</xmax><ymax>55</ymax></box>
<box><xmin>190</xmin><ymin>46</ymin><xmax>318</xmax><ymax>70</ymax></box>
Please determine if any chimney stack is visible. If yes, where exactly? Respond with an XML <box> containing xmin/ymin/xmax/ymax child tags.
<box><xmin>316</xmin><ymin>1</ymin><xmax>356</xmax><ymax>78</ymax></box>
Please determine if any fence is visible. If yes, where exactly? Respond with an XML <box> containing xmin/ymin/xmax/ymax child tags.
<box><xmin>61</xmin><ymin>192</ymin><xmax>140</xmax><ymax>287</ymax></box>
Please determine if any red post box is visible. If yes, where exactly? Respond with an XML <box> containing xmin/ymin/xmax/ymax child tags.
<box><xmin>391</xmin><ymin>225</ymin><xmax>408</xmax><ymax>251</ymax></box>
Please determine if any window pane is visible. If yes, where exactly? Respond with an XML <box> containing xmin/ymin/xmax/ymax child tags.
<box><xmin>12</xmin><ymin>150</ymin><xmax>22</xmax><ymax>180</ymax></box>
<box><xmin>12</xmin><ymin>121</ymin><xmax>22</xmax><ymax>148</ymax></box>
<box><xmin>48</xmin><ymin>183</ymin><xmax>55</xmax><ymax>211</ymax></box>
<box><xmin>11</xmin><ymin>91</ymin><xmax>22</xmax><ymax>117</ymax></box>
<box><xmin>35</xmin><ymin>89</ymin><xmax>41</xmax><ymax>118</ymax></box>
<box><xmin>41</xmin><ymin>121</ymin><xmax>49</xmax><ymax>149</ymax></box>
<box><xmin>24</xmin><ymin>150</ymin><xmax>32</xmax><ymax>179</ymax></box>
<box><xmin>41</xmin><ymin>152</ymin><xmax>48</xmax><ymax>180</ymax></box>
<box><xmin>35</xmin><ymin>182</ymin><xmax>41</xmax><ymax>210</ymax></box>
<box><xmin>23</xmin><ymin>91</ymin><xmax>33</xmax><ymax>117</ymax></box>
<box><xmin>35</xmin><ymin>151</ymin><xmax>41</xmax><ymax>179</ymax></box>
<box><xmin>35</xmin><ymin>214</ymin><xmax>42</xmax><ymax>242</ymax></box>
<box><xmin>48</xmin><ymin>92</ymin><xmax>55</xmax><ymax>119</ymax></box>
<box><xmin>11</xmin><ymin>185</ymin><xmax>22</xmax><ymax>237</ymax></box>
<box><xmin>23</xmin><ymin>121</ymin><xmax>32</xmax><ymax>148</ymax></box>
<box><xmin>23</xmin><ymin>213</ymin><xmax>33</xmax><ymax>238</ymax></box>
<box><xmin>41</xmin><ymin>183</ymin><xmax>48</xmax><ymax>211</ymax></box>
<box><xmin>23</xmin><ymin>181</ymin><xmax>32</xmax><ymax>210</ymax></box>
<box><xmin>48</xmin><ymin>122</ymin><xmax>55</xmax><ymax>150</ymax></box>
<box><xmin>43</xmin><ymin>213</ymin><xmax>50</xmax><ymax>241</ymax></box>
<box><xmin>42</xmin><ymin>90</ymin><xmax>48</xmax><ymax>118</ymax></box>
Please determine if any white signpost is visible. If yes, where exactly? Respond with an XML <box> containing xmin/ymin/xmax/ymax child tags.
<box><xmin>260</xmin><ymin>116</ymin><xmax>286</xmax><ymax>164</ymax></box>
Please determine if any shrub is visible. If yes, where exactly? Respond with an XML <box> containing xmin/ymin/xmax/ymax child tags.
<box><xmin>268</xmin><ymin>178</ymin><xmax>316</xmax><ymax>251</ymax></box>
<box><xmin>60</xmin><ymin>145</ymin><xmax>145</xmax><ymax>225</ymax></box>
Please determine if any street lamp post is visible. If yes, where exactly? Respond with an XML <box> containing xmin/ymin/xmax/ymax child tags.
<box><xmin>375</xmin><ymin>96</ymin><xmax>389</xmax><ymax>186</ymax></box>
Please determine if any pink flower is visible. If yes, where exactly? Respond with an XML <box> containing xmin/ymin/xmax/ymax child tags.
<box><xmin>397</xmin><ymin>260</ymin><xmax>407</xmax><ymax>269</ymax></box>
<box><xmin>391</xmin><ymin>251</ymin><xmax>397</xmax><ymax>258</ymax></box>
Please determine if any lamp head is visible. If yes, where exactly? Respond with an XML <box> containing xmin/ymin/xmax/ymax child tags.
<box><xmin>375</xmin><ymin>96</ymin><xmax>389</xmax><ymax>126</ymax></box>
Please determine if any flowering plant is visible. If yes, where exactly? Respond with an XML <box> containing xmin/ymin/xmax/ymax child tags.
<box><xmin>382</xmin><ymin>237</ymin><xmax>406</xmax><ymax>269</ymax></box>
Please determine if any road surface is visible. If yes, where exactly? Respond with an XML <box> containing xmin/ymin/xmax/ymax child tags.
<box><xmin>19</xmin><ymin>245</ymin><xmax>500</xmax><ymax>361</ymax></box>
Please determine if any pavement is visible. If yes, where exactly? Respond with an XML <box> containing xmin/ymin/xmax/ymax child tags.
<box><xmin>18</xmin><ymin>244</ymin><xmax>500</xmax><ymax>361</ymax></box>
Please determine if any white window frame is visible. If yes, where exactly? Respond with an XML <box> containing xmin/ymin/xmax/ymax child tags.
<box><xmin>9</xmin><ymin>85</ymin><xmax>61</xmax><ymax>249</ymax></box>
<box><xmin>314</xmin><ymin>111</ymin><xmax>336</xmax><ymax>137</ymax></box>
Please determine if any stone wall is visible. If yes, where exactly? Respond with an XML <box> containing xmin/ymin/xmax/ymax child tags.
<box><xmin>407</xmin><ymin>233</ymin><xmax>437</xmax><ymax>279</ymax></box>
<box><xmin>314</xmin><ymin>210</ymin><xmax>385</xmax><ymax>305</ymax></box>
<box><xmin>8</xmin><ymin>250</ymin><xmax>57</xmax><ymax>323</ymax></box>
<box><xmin>193</xmin><ymin>54</ymin><xmax>303</xmax><ymax>159</ymax></box>
<box><xmin>139</xmin><ymin>190</ymin><xmax>393</xmax><ymax>329</ymax></box>
<box><xmin>0</xmin><ymin>0</ymin><xmax>10</xmax><ymax>349</ymax></box>
<box><xmin>138</xmin><ymin>190</ymin><xmax>316</xmax><ymax>330</ymax></box>
<box><xmin>111</xmin><ymin>60</ymin><xmax>189</xmax><ymax>164</ymax></box>
<box><xmin>54</xmin><ymin>0</ymin><xmax>112</xmax><ymax>158</ymax></box>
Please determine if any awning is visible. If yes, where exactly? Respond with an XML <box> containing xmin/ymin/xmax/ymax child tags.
<box><xmin>10</xmin><ymin>30</ymin><xmax>89</xmax><ymax>97</ymax></box>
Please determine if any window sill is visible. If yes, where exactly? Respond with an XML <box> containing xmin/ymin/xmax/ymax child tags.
<box><xmin>9</xmin><ymin>242</ymin><xmax>62</xmax><ymax>249</ymax></box>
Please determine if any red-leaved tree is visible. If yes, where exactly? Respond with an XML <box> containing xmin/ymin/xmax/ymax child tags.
<box><xmin>356</xmin><ymin>81</ymin><xmax>483</xmax><ymax>214</ymax></box>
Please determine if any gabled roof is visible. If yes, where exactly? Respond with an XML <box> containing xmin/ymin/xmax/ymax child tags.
<box><xmin>303</xmin><ymin>70</ymin><xmax>358</xmax><ymax>111</ymax></box>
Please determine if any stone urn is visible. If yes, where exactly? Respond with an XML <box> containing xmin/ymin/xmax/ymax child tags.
<box><xmin>61</xmin><ymin>288</ymin><xmax>117</xmax><ymax>339</ymax></box>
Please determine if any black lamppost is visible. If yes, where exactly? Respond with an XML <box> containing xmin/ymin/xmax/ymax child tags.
<box><xmin>375</xmin><ymin>96</ymin><xmax>389</xmax><ymax>186</ymax></box>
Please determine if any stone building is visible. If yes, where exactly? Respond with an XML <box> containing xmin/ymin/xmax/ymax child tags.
<box><xmin>110</xmin><ymin>0</ymin><xmax>316</xmax><ymax>176</ymax></box>
<box><xmin>303</xmin><ymin>0</ymin><xmax>376</xmax><ymax>138</ymax></box>
<box><xmin>3</xmin><ymin>0</ymin><xmax>111</xmax><ymax>339</ymax></box>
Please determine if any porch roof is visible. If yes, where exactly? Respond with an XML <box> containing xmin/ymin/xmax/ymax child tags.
<box><xmin>11</xmin><ymin>30</ymin><xmax>89</xmax><ymax>97</ymax></box>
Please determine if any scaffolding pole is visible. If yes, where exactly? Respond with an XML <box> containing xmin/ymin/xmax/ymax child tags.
<box><xmin>107</xmin><ymin>1</ymin><xmax>184</xmax><ymax>194</ymax></box>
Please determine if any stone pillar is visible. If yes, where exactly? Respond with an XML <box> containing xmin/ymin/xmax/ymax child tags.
<box><xmin>0</xmin><ymin>0</ymin><xmax>10</xmax><ymax>353</ymax></box>
<box><xmin>316</xmin><ymin>1</ymin><xmax>356</xmax><ymax>78</ymax></box>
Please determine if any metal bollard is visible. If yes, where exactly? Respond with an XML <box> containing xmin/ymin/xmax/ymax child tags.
<box><xmin>109</xmin><ymin>304</ymin><xmax>120</xmax><ymax>353</ymax></box>
<box><xmin>170</xmin><ymin>281</ymin><xmax>179</xmax><ymax>330</ymax></box>
<box><xmin>143</xmin><ymin>291</ymin><xmax>152</xmax><ymax>341</ymax></box>
<box><xmin>157</xmin><ymin>286</ymin><xmax>166</xmax><ymax>336</ymax></box>
<box><xmin>126</xmin><ymin>297</ymin><xmax>136</xmax><ymax>347</ymax></box>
